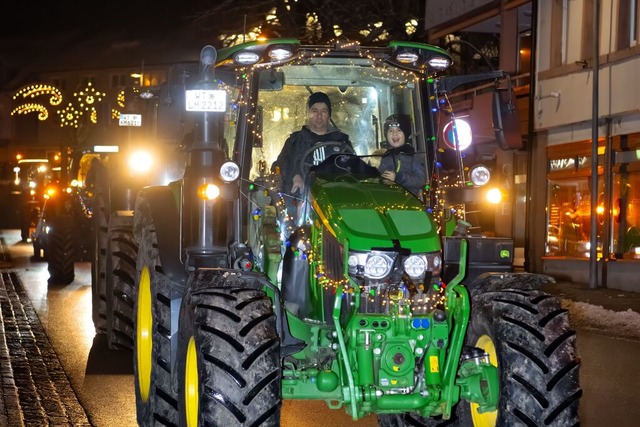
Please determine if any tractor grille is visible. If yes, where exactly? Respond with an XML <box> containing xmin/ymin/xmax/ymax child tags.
<box><xmin>322</xmin><ymin>228</ymin><xmax>344</xmax><ymax>281</ymax></box>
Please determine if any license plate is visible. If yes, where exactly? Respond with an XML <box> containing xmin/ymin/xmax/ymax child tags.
<box><xmin>185</xmin><ymin>89</ymin><xmax>227</xmax><ymax>112</ymax></box>
<box><xmin>119</xmin><ymin>113</ymin><xmax>142</xmax><ymax>127</ymax></box>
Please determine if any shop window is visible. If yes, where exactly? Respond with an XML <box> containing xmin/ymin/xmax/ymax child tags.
<box><xmin>546</xmin><ymin>154</ymin><xmax>604</xmax><ymax>258</ymax></box>
<box><xmin>612</xmin><ymin>155</ymin><xmax>640</xmax><ymax>258</ymax></box>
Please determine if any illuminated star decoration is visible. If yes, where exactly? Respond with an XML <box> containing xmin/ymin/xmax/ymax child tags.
<box><xmin>10</xmin><ymin>83</ymin><xmax>63</xmax><ymax>121</ymax></box>
<box><xmin>57</xmin><ymin>103</ymin><xmax>82</xmax><ymax>128</ymax></box>
<box><xmin>74</xmin><ymin>82</ymin><xmax>105</xmax><ymax>124</ymax></box>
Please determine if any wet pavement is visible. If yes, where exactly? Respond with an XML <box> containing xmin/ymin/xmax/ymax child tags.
<box><xmin>0</xmin><ymin>238</ymin><xmax>91</xmax><ymax>427</ymax></box>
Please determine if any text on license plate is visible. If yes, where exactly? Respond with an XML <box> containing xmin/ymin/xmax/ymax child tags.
<box><xmin>185</xmin><ymin>90</ymin><xmax>227</xmax><ymax>112</ymax></box>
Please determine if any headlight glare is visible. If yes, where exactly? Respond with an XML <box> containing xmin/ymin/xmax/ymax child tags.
<box><xmin>197</xmin><ymin>183</ymin><xmax>220</xmax><ymax>200</ymax></box>
<box><xmin>129</xmin><ymin>150</ymin><xmax>153</xmax><ymax>174</ymax></box>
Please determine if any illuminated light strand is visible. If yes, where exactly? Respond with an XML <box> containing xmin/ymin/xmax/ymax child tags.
<box><xmin>117</xmin><ymin>90</ymin><xmax>126</xmax><ymax>108</ymax></box>
<box><xmin>57</xmin><ymin>103</ymin><xmax>83</xmax><ymax>128</ymax></box>
<box><xmin>74</xmin><ymin>82</ymin><xmax>105</xmax><ymax>112</ymax></box>
<box><xmin>10</xmin><ymin>103</ymin><xmax>48</xmax><ymax>120</ymax></box>
<box><xmin>13</xmin><ymin>84</ymin><xmax>62</xmax><ymax>106</ymax></box>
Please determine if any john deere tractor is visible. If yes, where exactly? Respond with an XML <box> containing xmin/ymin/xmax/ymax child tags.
<box><xmin>131</xmin><ymin>39</ymin><xmax>581</xmax><ymax>426</ymax></box>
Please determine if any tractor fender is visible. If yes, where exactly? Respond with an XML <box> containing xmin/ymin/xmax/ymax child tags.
<box><xmin>465</xmin><ymin>272</ymin><xmax>556</xmax><ymax>298</ymax></box>
<box><xmin>134</xmin><ymin>185</ymin><xmax>187</xmax><ymax>287</ymax></box>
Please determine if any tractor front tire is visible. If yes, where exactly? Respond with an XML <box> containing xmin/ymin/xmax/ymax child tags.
<box><xmin>458</xmin><ymin>289</ymin><xmax>582</xmax><ymax>426</ymax></box>
<box><xmin>177</xmin><ymin>284</ymin><xmax>281</xmax><ymax>427</ymax></box>
<box><xmin>133</xmin><ymin>201</ymin><xmax>178</xmax><ymax>426</ymax></box>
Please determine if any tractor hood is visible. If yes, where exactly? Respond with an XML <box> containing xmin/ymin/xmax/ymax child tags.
<box><xmin>310</xmin><ymin>179</ymin><xmax>440</xmax><ymax>253</ymax></box>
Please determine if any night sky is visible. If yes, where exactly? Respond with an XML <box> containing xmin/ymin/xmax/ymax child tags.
<box><xmin>1</xmin><ymin>1</ymin><xmax>191</xmax><ymax>37</ymax></box>
<box><xmin>0</xmin><ymin>2</ymin><xmax>215</xmax><ymax>72</ymax></box>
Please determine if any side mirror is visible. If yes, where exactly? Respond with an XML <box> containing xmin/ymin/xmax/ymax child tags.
<box><xmin>492</xmin><ymin>79</ymin><xmax>523</xmax><ymax>150</ymax></box>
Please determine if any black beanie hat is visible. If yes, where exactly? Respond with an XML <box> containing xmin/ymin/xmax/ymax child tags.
<box><xmin>384</xmin><ymin>114</ymin><xmax>411</xmax><ymax>138</ymax></box>
<box><xmin>307</xmin><ymin>92</ymin><xmax>332</xmax><ymax>116</ymax></box>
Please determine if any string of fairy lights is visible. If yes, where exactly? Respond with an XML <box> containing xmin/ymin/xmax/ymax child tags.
<box><xmin>227</xmin><ymin>41</ymin><xmax>456</xmax><ymax>313</ymax></box>
<box><xmin>243</xmin><ymin>160</ymin><xmax>448</xmax><ymax>314</ymax></box>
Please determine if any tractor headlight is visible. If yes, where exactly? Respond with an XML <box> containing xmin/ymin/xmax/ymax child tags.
<box><xmin>427</xmin><ymin>253</ymin><xmax>442</xmax><ymax>276</ymax></box>
<box><xmin>197</xmin><ymin>183</ymin><xmax>220</xmax><ymax>200</ymax></box>
<box><xmin>268</xmin><ymin>47</ymin><xmax>294</xmax><ymax>61</ymax></box>
<box><xmin>486</xmin><ymin>188</ymin><xmax>503</xmax><ymax>204</ymax></box>
<box><xmin>428</xmin><ymin>56</ymin><xmax>452</xmax><ymax>70</ymax></box>
<box><xmin>348</xmin><ymin>254</ymin><xmax>360</xmax><ymax>269</ymax></box>
<box><xmin>396</xmin><ymin>51</ymin><xmax>419</xmax><ymax>64</ymax></box>
<box><xmin>234</xmin><ymin>51</ymin><xmax>261</xmax><ymax>65</ymax></box>
<box><xmin>365</xmin><ymin>253</ymin><xmax>393</xmax><ymax>279</ymax></box>
<box><xmin>470</xmin><ymin>165</ymin><xmax>491</xmax><ymax>186</ymax></box>
<box><xmin>220</xmin><ymin>161</ymin><xmax>240</xmax><ymax>182</ymax></box>
<box><xmin>128</xmin><ymin>150</ymin><xmax>153</xmax><ymax>174</ymax></box>
<box><xmin>404</xmin><ymin>255</ymin><xmax>427</xmax><ymax>279</ymax></box>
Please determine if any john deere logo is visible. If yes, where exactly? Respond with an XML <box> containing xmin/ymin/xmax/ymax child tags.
<box><xmin>500</xmin><ymin>250</ymin><xmax>510</xmax><ymax>258</ymax></box>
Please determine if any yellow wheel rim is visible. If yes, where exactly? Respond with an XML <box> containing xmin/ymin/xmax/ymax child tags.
<box><xmin>136</xmin><ymin>265</ymin><xmax>152</xmax><ymax>402</ymax></box>
<box><xmin>185</xmin><ymin>336</ymin><xmax>199</xmax><ymax>427</ymax></box>
<box><xmin>470</xmin><ymin>334</ymin><xmax>498</xmax><ymax>427</ymax></box>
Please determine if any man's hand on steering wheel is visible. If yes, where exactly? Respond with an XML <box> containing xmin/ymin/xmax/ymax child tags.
<box><xmin>299</xmin><ymin>141</ymin><xmax>356</xmax><ymax>177</ymax></box>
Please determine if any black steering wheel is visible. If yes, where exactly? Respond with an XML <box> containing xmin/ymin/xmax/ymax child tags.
<box><xmin>299</xmin><ymin>141</ymin><xmax>356</xmax><ymax>177</ymax></box>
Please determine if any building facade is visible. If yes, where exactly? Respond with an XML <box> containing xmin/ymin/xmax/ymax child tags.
<box><xmin>426</xmin><ymin>0</ymin><xmax>640</xmax><ymax>291</ymax></box>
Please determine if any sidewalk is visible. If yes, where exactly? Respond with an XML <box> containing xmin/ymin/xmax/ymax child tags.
<box><xmin>542</xmin><ymin>279</ymin><xmax>640</xmax><ymax>341</ymax></box>
<box><xmin>542</xmin><ymin>280</ymin><xmax>640</xmax><ymax>313</ymax></box>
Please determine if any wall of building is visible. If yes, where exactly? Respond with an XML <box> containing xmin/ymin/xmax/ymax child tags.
<box><xmin>536</xmin><ymin>60</ymin><xmax>640</xmax><ymax>132</ymax></box>
<box><xmin>534</xmin><ymin>0</ymin><xmax>640</xmax><ymax>291</ymax></box>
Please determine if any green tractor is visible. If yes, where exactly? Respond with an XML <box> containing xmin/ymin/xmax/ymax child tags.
<box><xmin>132</xmin><ymin>39</ymin><xmax>581</xmax><ymax>426</ymax></box>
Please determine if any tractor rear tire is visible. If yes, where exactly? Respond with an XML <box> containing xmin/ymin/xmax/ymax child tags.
<box><xmin>106</xmin><ymin>214</ymin><xmax>137</xmax><ymax>350</ymax></box>
<box><xmin>177</xmin><ymin>284</ymin><xmax>281</xmax><ymax>427</ymax></box>
<box><xmin>47</xmin><ymin>215</ymin><xmax>75</xmax><ymax>284</ymax></box>
<box><xmin>133</xmin><ymin>200</ymin><xmax>178</xmax><ymax>426</ymax></box>
<box><xmin>458</xmin><ymin>289</ymin><xmax>582</xmax><ymax>426</ymax></box>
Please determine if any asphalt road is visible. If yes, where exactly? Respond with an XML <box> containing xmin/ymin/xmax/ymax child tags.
<box><xmin>2</xmin><ymin>227</ymin><xmax>640</xmax><ymax>426</ymax></box>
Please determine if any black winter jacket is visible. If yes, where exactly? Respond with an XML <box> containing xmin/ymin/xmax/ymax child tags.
<box><xmin>271</xmin><ymin>125</ymin><xmax>351</xmax><ymax>194</ymax></box>
<box><xmin>378</xmin><ymin>144</ymin><xmax>426</xmax><ymax>197</ymax></box>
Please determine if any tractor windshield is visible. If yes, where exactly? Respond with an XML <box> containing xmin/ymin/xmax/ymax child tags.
<box><xmin>247</xmin><ymin>58</ymin><xmax>429</xmax><ymax>182</ymax></box>
<box><xmin>237</xmin><ymin>55</ymin><xmax>429</xmax><ymax>244</ymax></box>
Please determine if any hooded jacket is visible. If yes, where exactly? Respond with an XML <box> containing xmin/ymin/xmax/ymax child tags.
<box><xmin>378</xmin><ymin>144</ymin><xmax>426</xmax><ymax>198</ymax></box>
<box><xmin>271</xmin><ymin>125</ymin><xmax>351</xmax><ymax>194</ymax></box>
